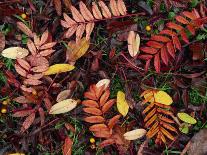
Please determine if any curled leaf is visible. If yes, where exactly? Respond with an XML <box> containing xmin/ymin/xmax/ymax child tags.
<box><xmin>49</xmin><ymin>99</ymin><xmax>78</xmax><ymax>114</ymax></box>
<box><xmin>44</xmin><ymin>64</ymin><xmax>75</xmax><ymax>75</ymax></box>
<box><xmin>124</xmin><ymin>128</ymin><xmax>147</xmax><ymax>140</ymax></box>
<box><xmin>117</xmin><ymin>91</ymin><xmax>129</xmax><ymax>117</ymax></box>
<box><xmin>177</xmin><ymin>112</ymin><xmax>197</xmax><ymax>124</ymax></box>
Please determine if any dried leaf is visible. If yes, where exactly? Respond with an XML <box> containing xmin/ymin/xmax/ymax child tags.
<box><xmin>54</xmin><ymin>0</ymin><xmax>62</xmax><ymax>16</ymax></box>
<box><xmin>17</xmin><ymin>58</ymin><xmax>31</xmax><ymax>71</ymax></box>
<box><xmin>98</xmin><ymin>1</ymin><xmax>112</xmax><ymax>18</ymax></box>
<box><xmin>15</xmin><ymin>64</ymin><xmax>27</xmax><ymax>77</ymax></box>
<box><xmin>117</xmin><ymin>0</ymin><xmax>127</xmax><ymax>15</ymax></box>
<box><xmin>62</xmin><ymin>137</ymin><xmax>73</xmax><ymax>155</ymax></box>
<box><xmin>110</xmin><ymin>0</ymin><xmax>120</xmax><ymax>16</ymax></box>
<box><xmin>24</xmin><ymin>78</ymin><xmax>42</xmax><ymax>86</ymax></box>
<box><xmin>154</xmin><ymin>91</ymin><xmax>173</xmax><ymax>105</ymax></box>
<box><xmin>127</xmin><ymin>31</ymin><xmax>140</xmax><ymax>57</ymax></box>
<box><xmin>21</xmin><ymin>112</ymin><xmax>35</xmax><ymax>132</ymax></box>
<box><xmin>49</xmin><ymin>99</ymin><xmax>78</xmax><ymax>114</ymax></box>
<box><xmin>70</xmin><ymin>5</ymin><xmax>85</xmax><ymax>22</ymax></box>
<box><xmin>124</xmin><ymin>129</ymin><xmax>147</xmax><ymax>140</ymax></box>
<box><xmin>1</xmin><ymin>47</ymin><xmax>29</xmax><ymax>59</ymax></box>
<box><xmin>96</xmin><ymin>79</ymin><xmax>110</xmax><ymax>90</ymax></box>
<box><xmin>0</xmin><ymin>32</ymin><xmax>5</xmax><ymax>51</ymax></box>
<box><xmin>40</xmin><ymin>30</ymin><xmax>49</xmax><ymax>46</ymax></box>
<box><xmin>117</xmin><ymin>91</ymin><xmax>129</xmax><ymax>117</ymax></box>
<box><xmin>13</xmin><ymin>96</ymin><xmax>30</xmax><ymax>104</ymax></box>
<box><xmin>39</xmin><ymin>42</ymin><xmax>57</xmax><ymax>50</ymax></box>
<box><xmin>56</xmin><ymin>90</ymin><xmax>71</xmax><ymax>102</ymax></box>
<box><xmin>17</xmin><ymin>22</ymin><xmax>33</xmax><ymax>38</ymax></box>
<box><xmin>79</xmin><ymin>1</ymin><xmax>94</xmax><ymax>21</ymax></box>
<box><xmin>76</xmin><ymin>24</ymin><xmax>85</xmax><ymax>42</ymax></box>
<box><xmin>92</xmin><ymin>2</ymin><xmax>103</xmax><ymax>19</ymax></box>
<box><xmin>177</xmin><ymin>112</ymin><xmax>197</xmax><ymax>124</ymax></box>
<box><xmin>13</xmin><ymin>110</ymin><xmax>34</xmax><ymax>117</ymax></box>
<box><xmin>65</xmin><ymin>25</ymin><xmax>78</xmax><ymax>38</ymax></box>
<box><xmin>84</xmin><ymin>116</ymin><xmax>105</xmax><ymax>123</ymax></box>
<box><xmin>44</xmin><ymin>64</ymin><xmax>75</xmax><ymax>75</ymax></box>
<box><xmin>85</xmin><ymin>22</ymin><xmax>95</xmax><ymax>40</ymax></box>
<box><xmin>27</xmin><ymin>39</ymin><xmax>37</xmax><ymax>55</ymax></box>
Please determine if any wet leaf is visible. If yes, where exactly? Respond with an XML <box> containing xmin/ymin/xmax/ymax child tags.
<box><xmin>124</xmin><ymin>128</ymin><xmax>147</xmax><ymax>140</ymax></box>
<box><xmin>1</xmin><ymin>47</ymin><xmax>29</xmax><ymax>59</ymax></box>
<box><xmin>117</xmin><ymin>91</ymin><xmax>129</xmax><ymax>117</ymax></box>
<box><xmin>21</xmin><ymin>112</ymin><xmax>35</xmax><ymax>132</ymax></box>
<box><xmin>154</xmin><ymin>91</ymin><xmax>173</xmax><ymax>105</ymax></box>
<box><xmin>177</xmin><ymin>112</ymin><xmax>197</xmax><ymax>124</ymax></box>
<box><xmin>44</xmin><ymin>64</ymin><xmax>75</xmax><ymax>75</ymax></box>
<box><xmin>49</xmin><ymin>99</ymin><xmax>78</xmax><ymax>114</ymax></box>
<box><xmin>62</xmin><ymin>137</ymin><xmax>73</xmax><ymax>155</ymax></box>
<box><xmin>127</xmin><ymin>31</ymin><xmax>140</xmax><ymax>57</ymax></box>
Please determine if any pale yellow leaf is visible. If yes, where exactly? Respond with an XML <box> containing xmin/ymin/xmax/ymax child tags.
<box><xmin>127</xmin><ymin>31</ymin><xmax>140</xmax><ymax>57</ymax></box>
<box><xmin>1</xmin><ymin>47</ymin><xmax>29</xmax><ymax>59</ymax></box>
<box><xmin>124</xmin><ymin>128</ymin><xmax>147</xmax><ymax>140</ymax></box>
<box><xmin>154</xmin><ymin>90</ymin><xmax>173</xmax><ymax>105</ymax></box>
<box><xmin>117</xmin><ymin>91</ymin><xmax>129</xmax><ymax>117</ymax></box>
<box><xmin>44</xmin><ymin>64</ymin><xmax>75</xmax><ymax>75</ymax></box>
<box><xmin>49</xmin><ymin>99</ymin><xmax>78</xmax><ymax>114</ymax></box>
<box><xmin>8</xmin><ymin>153</ymin><xmax>25</xmax><ymax>155</ymax></box>
<box><xmin>67</xmin><ymin>37</ymin><xmax>90</xmax><ymax>62</ymax></box>
<box><xmin>177</xmin><ymin>112</ymin><xmax>197</xmax><ymax>124</ymax></box>
<box><xmin>96</xmin><ymin>79</ymin><xmax>110</xmax><ymax>89</ymax></box>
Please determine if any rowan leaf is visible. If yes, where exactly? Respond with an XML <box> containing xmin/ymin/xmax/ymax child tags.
<box><xmin>44</xmin><ymin>64</ymin><xmax>75</xmax><ymax>75</ymax></box>
<box><xmin>127</xmin><ymin>31</ymin><xmax>140</xmax><ymax>57</ymax></box>
<box><xmin>154</xmin><ymin>91</ymin><xmax>173</xmax><ymax>105</ymax></box>
<box><xmin>62</xmin><ymin>137</ymin><xmax>73</xmax><ymax>155</ymax></box>
<box><xmin>124</xmin><ymin>129</ymin><xmax>147</xmax><ymax>140</ymax></box>
<box><xmin>177</xmin><ymin>112</ymin><xmax>197</xmax><ymax>124</ymax></box>
<box><xmin>49</xmin><ymin>99</ymin><xmax>78</xmax><ymax>114</ymax></box>
<box><xmin>96</xmin><ymin>79</ymin><xmax>110</xmax><ymax>90</ymax></box>
<box><xmin>1</xmin><ymin>47</ymin><xmax>29</xmax><ymax>59</ymax></box>
<box><xmin>117</xmin><ymin>91</ymin><xmax>129</xmax><ymax>117</ymax></box>
<box><xmin>21</xmin><ymin>112</ymin><xmax>35</xmax><ymax>132</ymax></box>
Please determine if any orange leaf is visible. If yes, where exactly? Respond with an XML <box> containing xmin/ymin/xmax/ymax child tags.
<box><xmin>83</xmin><ymin>107</ymin><xmax>102</xmax><ymax>115</ymax></box>
<box><xmin>166</xmin><ymin>22</ymin><xmax>183</xmax><ymax>31</ymax></box>
<box><xmin>175</xmin><ymin>15</ymin><xmax>189</xmax><ymax>24</ymax></box>
<box><xmin>76</xmin><ymin>24</ymin><xmax>85</xmax><ymax>42</ymax></box>
<box><xmin>84</xmin><ymin>92</ymin><xmax>97</xmax><ymax>100</ymax></box>
<box><xmin>151</xmin><ymin>35</ymin><xmax>170</xmax><ymax>42</ymax></box>
<box><xmin>63</xmin><ymin>13</ymin><xmax>76</xmax><ymax>26</ymax></box>
<box><xmin>89</xmin><ymin>124</ymin><xmax>109</xmax><ymax>132</ymax></box>
<box><xmin>82</xmin><ymin>100</ymin><xmax>99</xmax><ymax>108</ymax></box>
<box><xmin>94</xmin><ymin>130</ymin><xmax>112</xmax><ymax>138</ymax></box>
<box><xmin>117</xmin><ymin>0</ymin><xmax>127</xmax><ymax>15</ymax></box>
<box><xmin>54</xmin><ymin>0</ymin><xmax>62</xmax><ymax>16</ymax></box>
<box><xmin>85</xmin><ymin>22</ymin><xmax>95</xmax><ymax>40</ymax></box>
<box><xmin>180</xmin><ymin>30</ymin><xmax>189</xmax><ymax>44</ymax></box>
<box><xmin>65</xmin><ymin>25</ymin><xmax>78</xmax><ymax>38</ymax></box>
<box><xmin>84</xmin><ymin>116</ymin><xmax>105</xmax><ymax>123</ymax></box>
<box><xmin>145</xmin><ymin>114</ymin><xmax>157</xmax><ymax>128</ymax></box>
<box><xmin>182</xmin><ymin>11</ymin><xmax>197</xmax><ymax>20</ymax></box>
<box><xmin>110</xmin><ymin>0</ymin><xmax>120</xmax><ymax>16</ymax></box>
<box><xmin>99</xmin><ymin>89</ymin><xmax>110</xmax><ymax>106</ymax></box>
<box><xmin>102</xmin><ymin>99</ymin><xmax>115</xmax><ymax>113</ymax></box>
<box><xmin>160</xmin><ymin>127</ymin><xmax>174</xmax><ymax>141</ymax></box>
<box><xmin>144</xmin><ymin>108</ymin><xmax>156</xmax><ymax>122</ymax></box>
<box><xmin>108</xmin><ymin>114</ymin><xmax>121</xmax><ymax>129</ymax></box>
<box><xmin>62</xmin><ymin>137</ymin><xmax>73</xmax><ymax>155</ymax></box>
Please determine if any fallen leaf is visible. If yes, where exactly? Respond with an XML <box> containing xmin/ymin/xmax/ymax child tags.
<box><xmin>179</xmin><ymin>123</ymin><xmax>190</xmax><ymax>134</ymax></box>
<box><xmin>96</xmin><ymin>79</ymin><xmax>110</xmax><ymax>89</ymax></box>
<box><xmin>1</xmin><ymin>47</ymin><xmax>29</xmax><ymax>59</ymax></box>
<box><xmin>117</xmin><ymin>91</ymin><xmax>129</xmax><ymax>117</ymax></box>
<box><xmin>124</xmin><ymin>128</ymin><xmax>147</xmax><ymax>140</ymax></box>
<box><xmin>0</xmin><ymin>32</ymin><xmax>5</xmax><ymax>51</ymax></box>
<box><xmin>177</xmin><ymin>112</ymin><xmax>197</xmax><ymax>124</ymax></box>
<box><xmin>8</xmin><ymin>153</ymin><xmax>25</xmax><ymax>155</ymax></box>
<box><xmin>21</xmin><ymin>112</ymin><xmax>35</xmax><ymax>132</ymax></box>
<box><xmin>56</xmin><ymin>89</ymin><xmax>71</xmax><ymax>102</ymax></box>
<box><xmin>44</xmin><ymin>64</ymin><xmax>75</xmax><ymax>75</ymax></box>
<box><xmin>49</xmin><ymin>99</ymin><xmax>78</xmax><ymax>114</ymax></box>
<box><xmin>127</xmin><ymin>31</ymin><xmax>140</xmax><ymax>57</ymax></box>
<box><xmin>62</xmin><ymin>137</ymin><xmax>73</xmax><ymax>155</ymax></box>
<box><xmin>154</xmin><ymin>91</ymin><xmax>173</xmax><ymax>105</ymax></box>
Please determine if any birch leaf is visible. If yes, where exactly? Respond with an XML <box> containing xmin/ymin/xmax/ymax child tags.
<box><xmin>154</xmin><ymin>90</ymin><xmax>173</xmax><ymax>105</ymax></box>
<box><xmin>1</xmin><ymin>47</ymin><xmax>29</xmax><ymax>59</ymax></box>
<box><xmin>49</xmin><ymin>99</ymin><xmax>78</xmax><ymax>114</ymax></box>
<box><xmin>124</xmin><ymin>129</ymin><xmax>147</xmax><ymax>140</ymax></box>
<box><xmin>117</xmin><ymin>91</ymin><xmax>129</xmax><ymax>117</ymax></box>
<box><xmin>177</xmin><ymin>112</ymin><xmax>197</xmax><ymax>124</ymax></box>
<box><xmin>127</xmin><ymin>31</ymin><xmax>140</xmax><ymax>57</ymax></box>
<box><xmin>44</xmin><ymin>64</ymin><xmax>75</xmax><ymax>75</ymax></box>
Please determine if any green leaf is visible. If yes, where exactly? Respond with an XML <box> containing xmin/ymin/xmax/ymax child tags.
<box><xmin>177</xmin><ymin>112</ymin><xmax>197</xmax><ymax>124</ymax></box>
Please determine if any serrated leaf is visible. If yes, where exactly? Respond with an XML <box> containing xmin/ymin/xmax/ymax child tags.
<box><xmin>177</xmin><ymin>112</ymin><xmax>197</xmax><ymax>124</ymax></box>
<box><xmin>44</xmin><ymin>64</ymin><xmax>75</xmax><ymax>75</ymax></box>
<box><xmin>49</xmin><ymin>99</ymin><xmax>78</xmax><ymax>114</ymax></box>
<box><xmin>1</xmin><ymin>47</ymin><xmax>29</xmax><ymax>59</ymax></box>
<box><xmin>124</xmin><ymin>128</ymin><xmax>147</xmax><ymax>140</ymax></box>
<box><xmin>154</xmin><ymin>91</ymin><xmax>173</xmax><ymax>105</ymax></box>
<box><xmin>117</xmin><ymin>91</ymin><xmax>129</xmax><ymax>117</ymax></box>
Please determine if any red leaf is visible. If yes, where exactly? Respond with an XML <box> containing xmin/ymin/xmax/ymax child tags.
<box><xmin>145</xmin><ymin>59</ymin><xmax>151</xmax><ymax>73</ymax></box>
<box><xmin>150</xmin><ymin>35</ymin><xmax>170</xmax><ymax>42</ymax></box>
<box><xmin>146</xmin><ymin>41</ymin><xmax>163</xmax><ymax>49</ymax></box>
<box><xmin>180</xmin><ymin>30</ymin><xmax>189</xmax><ymax>44</ymax></box>
<box><xmin>21</xmin><ymin>112</ymin><xmax>35</xmax><ymax>132</ymax></box>
<box><xmin>138</xmin><ymin>54</ymin><xmax>153</xmax><ymax>60</ymax></box>
<box><xmin>175</xmin><ymin>15</ymin><xmax>189</xmax><ymax>24</ymax></box>
<box><xmin>172</xmin><ymin>35</ymin><xmax>181</xmax><ymax>51</ymax></box>
<box><xmin>154</xmin><ymin>53</ymin><xmax>160</xmax><ymax>73</ymax></box>
<box><xmin>160</xmin><ymin>29</ymin><xmax>176</xmax><ymax>36</ymax></box>
<box><xmin>166</xmin><ymin>22</ymin><xmax>183</xmax><ymax>31</ymax></box>
<box><xmin>160</xmin><ymin>46</ymin><xmax>168</xmax><ymax>65</ymax></box>
<box><xmin>62</xmin><ymin>137</ymin><xmax>73</xmax><ymax>155</ymax></box>
<box><xmin>182</xmin><ymin>11</ymin><xmax>197</xmax><ymax>20</ymax></box>
<box><xmin>140</xmin><ymin>47</ymin><xmax>158</xmax><ymax>54</ymax></box>
<box><xmin>187</xmin><ymin>25</ymin><xmax>195</xmax><ymax>35</ymax></box>
<box><xmin>166</xmin><ymin>42</ymin><xmax>175</xmax><ymax>59</ymax></box>
<box><xmin>38</xmin><ymin>107</ymin><xmax>45</xmax><ymax>126</ymax></box>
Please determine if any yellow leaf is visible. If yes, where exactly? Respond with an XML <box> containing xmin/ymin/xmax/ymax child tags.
<box><xmin>67</xmin><ymin>37</ymin><xmax>90</xmax><ymax>62</ymax></box>
<box><xmin>1</xmin><ymin>47</ymin><xmax>29</xmax><ymax>59</ymax></box>
<box><xmin>49</xmin><ymin>99</ymin><xmax>78</xmax><ymax>114</ymax></box>
<box><xmin>177</xmin><ymin>112</ymin><xmax>197</xmax><ymax>124</ymax></box>
<box><xmin>8</xmin><ymin>153</ymin><xmax>25</xmax><ymax>155</ymax></box>
<box><xmin>44</xmin><ymin>64</ymin><xmax>75</xmax><ymax>75</ymax></box>
<box><xmin>143</xmin><ymin>91</ymin><xmax>154</xmax><ymax>103</ymax></box>
<box><xmin>117</xmin><ymin>91</ymin><xmax>129</xmax><ymax>117</ymax></box>
<box><xmin>124</xmin><ymin>128</ymin><xmax>146</xmax><ymax>140</ymax></box>
<box><xmin>154</xmin><ymin>91</ymin><xmax>173</xmax><ymax>105</ymax></box>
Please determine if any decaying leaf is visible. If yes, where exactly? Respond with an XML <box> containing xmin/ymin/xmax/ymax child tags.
<box><xmin>117</xmin><ymin>91</ymin><xmax>129</xmax><ymax>117</ymax></box>
<box><xmin>62</xmin><ymin>136</ymin><xmax>73</xmax><ymax>155</ymax></box>
<box><xmin>0</xmin><ymin>32</ymin><xmax>5</xmax><ymax>51</ymax></box>
<box><xmin>1</xmin><ymin>47</ymin><xmax>29</xmax><ymax>59</ymax></box>
<box><xmin>44</xmin><ymin>64</ymin><xmax>75</xmax><ymax>75</ymax></box>
<box><xmin>124</xmin><ymin>128</ymin><xmax>147</xmax><ymax>140</ymax></box>
<box><xmin>127</xmin><ymin>31</ymin><xmax>140</xmax><ymax>57</ymax></box>
<box><xmin>56</xmin><ymin>89</ymin><xmax>71</xmax><ymax>102</ymax></box>
<box><xmin>154</xmin><ymin>91</ymin><xmax>173</xmax><ymax>105</ymax></box>
<box><xmin>177</xmin><ymin>112</ymin><xmax>197</xmax><ymax>124</ymax></box>
<box><xmin>21</xmin><ymin>112</ymin><xmax>35</xmax><ymax>132</ymax></box>
<box><xmin>67</xmin><ymin>37</ymin><xmax>90</xmax><ymax>62</ymax></box>
<box><xmin>96</xmin><ymin>79</ymin><xmax>110</xmax><ymax>89</ymax></box>
<box><xmin>49</xmin><ymin>99</ymin><xmax>78</xmax><ymax>114</ymax></box>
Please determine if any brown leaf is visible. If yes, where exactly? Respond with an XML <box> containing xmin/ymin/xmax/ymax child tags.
<box><xmin>84</xmin><ymin>116</ymin><xmax>105</xmax><ymax>123</ymax></box>
<box><xmin>63</xmin><ymin>13</ymin><xmax>76</xmax><ymax>26</ymax></box>
<box><xmin>17</xmin><ymin>22</ymin><xmax>34</xmax><ymax>38</ymax></box>
<box><xmin>92</xmin><ymin>2</ymin><xmax>103</xmax><ymax>19</ymax></box>
<box><xmin>56</xmin><ymin>90</ymin><xmax>71</xmax><ymax>102</ymax></box>
<box><xmin>27</xmin><ymin>73</ymin><xmax>43</xmax><ymax>80</ymax></box>
<box><xmin>79</xmin><ymin>1</ymin><xmax>94</xmax><ymax>21</ymax></box>
<box><xmin>54</xmin><ymin>0</ymin><xmax>62</xmax><ymax>16</ymax></box>
<box><xmin>44</xmin><ymin>97</ymin><xmax>52</xmax><ymax>111</ymax></box>
<box><xmin>17</xmin><ymin>58</ymin><xmax>31</xmax><ymax>71</ymax></box>
<box><xmin>94</xmin><ymin>130</ymin><xmax>112</xmax><ymax>138</ymax></box>
<box><xmin>102</xmin><ymin>99</ymin><xmax>115</xmax><ymax>113</ymax></box>
<box><xmin>89</xmin><ymin>124</ymin><xmax>109</xmax><ymax>132</ymax></box>
<box><xmin>24</xmin><ymin>78</ymin><xmax>42</xmax><ymax>85</ymax></box>
<box><xmin>63</xmin><ymin>0</ymin><xmax>72</xmax><ymax>11</ymax></box>
<box><xmin>31</xmin><ymin>65</ymin><xmax>48</xmax><ymax>72</ymax></box>
<box><xmin>98</xmin><ymin>1</ymin><xmax>112</xmax><ymax>18</ymax></box>
<box><xmin>0</xmin><ymin>32</ymin><xmax>5</xmax><ymax>51</ymax></box>
<box><xmin>85</xmin><ymin>22</ymin><xmax>95</xmax><ymax>40</ymax></box>
<box><xmin>39</xmin><ymin>49</ymin><xmax>55</xmax><ymax>57</ymax></box>
<box><xmin>21</xmin><ymin>112</ymin><xmax>35</xmax><ymax>132</ymax></box>
<box><xmin>117</xmin><ymin>0</ymin><xmax>127</xmax><ymax>15</ymax></box>
<box><xmin>39</xmin><ymin>30</ymin><xmax>49</xmax><ymax>46</ymax></box>
<box><xmin>76</xmin><ymin>24</ymin><xmax>85</xmax><ymax>42</ymax></box>
<box><xmin>13</xmin><ymin>96</ymin><xmax>30</xmax><ymax>104</ymax></box>
<box><xmin>62</xmin><ymin>137</ymin><xmax>73</xmax><ymax>155</ymax></box>
<box><xmin>108</xmin><ymin>114</ymin><xmax>121</xmax><ymax>129</ymax></box>
<box><xmin>110</xmin><ymin>0</ymin><xmax>120</xmax><ymax>16</ymax></box>
<box><xmin>65</xmin><ymin>25</ymin><xmax>78</xmax><ymax>38</ymax></box>
<box><xmin>13</xmin><ymin>109</ymin><xmax>34</xmax><ymax>117</ymax></box>
<box><xmin>39</xmin><ymin>42</ymin><xmax>56</xmax><ymax>50</ymax></box>
<box><xmin>83</xmin><ymin>107</ymin><xmax>102</xmax><ymax>115</ymax></box>
<box><xmin>99</xmin><ymin>139</ymin><xmax>115</xmax><ymax>148</ymax></box>
<box><xmin>34</xmin><ymin>34</ymin><xmax>40</xmax><ymax>48</ymax></box>
<box><xmin>70</xmin><ymin>5</ymin><xmax>85</xmax><ymax>22</ymax></box>
<box><xmin>29</xmin><ymin>56</ymin><xmax>49</xmax><ymax>67</ymax></box>
<box><xmin>27</xmin><ymin>39</ymin><xmax>37</xmax><ymax>55</ymax></box>
<box><xmin>38</xmin><ymin>107</ymin><xmax>45</xmax><ymax>126</ymax></box>
<box><xmin>15</xmin><ymin>64</ymin><xmax>27</xmax><ymax>77</ymax></box>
